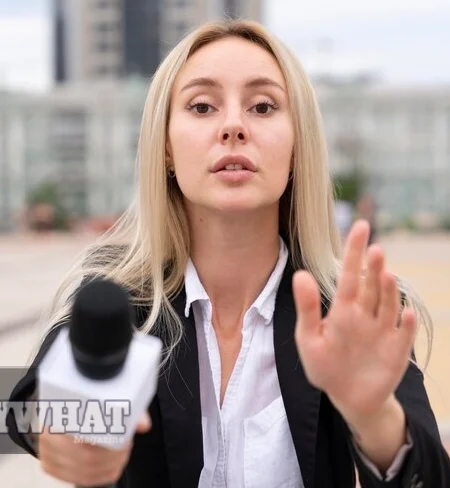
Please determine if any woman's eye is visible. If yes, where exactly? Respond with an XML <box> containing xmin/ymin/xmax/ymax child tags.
<box><xmin>189</xmin><ymin>103</ymin><xmax>212</xmax><ymax>114</ymax></box>
<box><xmin>188</xmin><ymin>101</ymin><xmax>277</xmax><ymax>115</ymax></box>
<box><xmin>251</xmin><ymin>102</ymin><xmax>277</xmax><ymax>115</ymax></box>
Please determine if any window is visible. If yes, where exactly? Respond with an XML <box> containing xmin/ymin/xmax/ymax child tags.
<box><xmin>224</xmin><ymin>0</ymin><xmax>239</xmax><ymax>18</ymax></box>
<box><xmin>51</xmin><ymin>110</ymin><xmax>86</xmax><ymax>136</ymax></box>
<box><xmin>407</xmin><ymin>147</ymin><xmax>434</xmax><ymax>171</ymax></box>
<box><xmin>96</xmin><ymin>41</ymin><xmax>117</xmax><ymax>53</ymax></box>
<box><xmin>174</xmin><ymin>21</ymin><xmax>187</xmax><ymax>38</ymax></box>
<box><xmin>371</xmin><ymin>105</ymin><xmax>396</xmax><ymax>138</ymax></box>
<box><xmin>95</xmin><ymin>21</ymin><xmax>119</xmax><ymax>33</ymax></box>
<box><xmin>95</xmin><ymin>0</ymin><xmax>117</xmax><ymax>8</ymax></box>
<box><xmin>409</xmin><ymin>106</ymin><xmax>434</xmax><ymax>136</ymax></box>
<box><xmin>96</xmin><ymin>65</ymin><xmax>113</xmax><ymax>76</ymax></box>
<box><xmin>49</xmin><ymin>110</ymin><xmax>87</xmax><ymax>163</ymax></box>
<box><xmin>93</xmin><ymin>64</ymin><xmax>120</xmax><ymax>77</ymax></box>
<box><xmin>96</xmin><ymin>22</ymin><xmax>109</xmax><ymax>32</ymax></box>
<box><xmin>447</xmin><ymin>110</ymin><xmax>450</xmax><ymax>154</ymax></box>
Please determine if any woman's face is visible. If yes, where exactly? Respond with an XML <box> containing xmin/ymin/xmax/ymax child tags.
<box><xmin>167</xmin><ymin>36</ymin><xmax>295</xmax><ymax>216</ymax></box>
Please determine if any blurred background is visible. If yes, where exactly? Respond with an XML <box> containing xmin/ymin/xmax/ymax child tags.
<box><xmin>0</xmin><ymin>0</ymin><xmax>449</xmax><ymax>486</ymax></box>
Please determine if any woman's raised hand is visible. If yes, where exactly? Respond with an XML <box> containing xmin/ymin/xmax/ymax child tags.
<box><xmin>293</xmin><ymin>220</ymin><xmax>416</xmax><ymax>426</ymax></box>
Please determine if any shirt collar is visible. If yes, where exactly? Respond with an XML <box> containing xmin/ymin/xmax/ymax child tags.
<box><xmin>184</xmin><ymin>258</ymin><xmax>210</xmax><ymax>318</ymax></box>
<box><xmin>184</xmin><ymin>236</ymin><xmax>289</xmax><ymax>325</ymax></box>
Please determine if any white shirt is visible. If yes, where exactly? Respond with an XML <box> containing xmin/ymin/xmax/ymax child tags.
<box><xmin>183</xmin><ymin>236</ymin><xmax>412</xmax><ymax>487</ymax></box>
<box><xmin>184</xmin><ymin>237</ymin><xmax>302</xmax><ymax>488</ymax></box>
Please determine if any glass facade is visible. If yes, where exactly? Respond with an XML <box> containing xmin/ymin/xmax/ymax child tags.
<box><xmin>123</xmin><ymin>0</ymin><xmax>161</xmax><ymax>78</ymax></box>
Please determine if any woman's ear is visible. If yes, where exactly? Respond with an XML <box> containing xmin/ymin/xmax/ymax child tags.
<box><xmin>165</xmin><ymin>140</ymin><xmax>172</xmax><ymax>162</ymax></box>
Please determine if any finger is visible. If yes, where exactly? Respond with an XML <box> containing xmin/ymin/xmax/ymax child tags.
<box><xmin>335</xmin><ymin>220</ymin><xmax>370</xmax><ymax>303</ymax></box>
<box><xmin>293</xmin><ymin>270</ymin><xmax>322</xmax><ymax>342</ymax></box>
<box><xmin>82</xmin><ymin>455</ymin><xmax>127</xmax><ymax>484</ymax></box>
<box><xmin>377</xmin><ymin>271</ymin><xmax>401</xmax><ymax>330</ymax></box>
<box><xmin>359</xmin><ymin>245</ymin><xmax>384</xmax><ymax>316</ymax></box>
<box><xmin>40</xmin><ymin>434</ymin><xmax>128</xmax><ymax>484</ymax></box>
<box><xmin>40</xmin><ymin>462</ymin><xmax>80</xmax><ymax>485</ymax></box>
<box><xmin>394</xmin><ymin>307</ymin><xmax>417</xmax><ymax>362</ymax></box>
<box><xmin>136</xmin><ymin>411</ymin><xmax>152</xmax><ymax>433</ymax></box>
<box><xmin>39</xmin><ymin>437</ymin><xmax>68</xmax><ymax>471</ymax></box>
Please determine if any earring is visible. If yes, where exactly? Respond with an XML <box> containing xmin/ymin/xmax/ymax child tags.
<box><xmin>167</xmin><ymin>166</ymin><xmax>176</xmax><ymax>178</ymax></box>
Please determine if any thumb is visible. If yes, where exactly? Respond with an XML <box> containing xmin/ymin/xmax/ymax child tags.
<box><xmin>292</xmin><ymin>270</ymin><xmax>322</xmax><ymax>340</ymax></box>
<box><xmin>135</xmin><ymin>411</ymin><xmax>152</xmax><ymax>433</ymax></box>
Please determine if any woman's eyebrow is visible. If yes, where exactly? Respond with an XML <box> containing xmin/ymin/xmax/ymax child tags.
<box><xmin>180</xmin><ymin>77</ymin><xmax>219</xmax><ymax>93</ymax></box>
<box><xmin>245</xmin><ymin>77</ymin><xmax>285</xmax><ymax>93</ymax></box>
<box><xmin>180</xmin><ymin>76</ymin><xmax>285</xmax><ymax>93</ymax></box>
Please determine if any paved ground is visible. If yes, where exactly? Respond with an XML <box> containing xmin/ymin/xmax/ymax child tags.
<box><xmin>381</xmin><ymin>232</ymin><xmax>450</xmax><ymax>426</ymax></box>
<box><xmin>0</xmin><ymin>232</ymin><xmax>94</xmax><ymax>487</ymax></box>
<box><xmin>0</xmin><ymin>230</ymin><xmax>449</xmax><ymax>487</ymax></box>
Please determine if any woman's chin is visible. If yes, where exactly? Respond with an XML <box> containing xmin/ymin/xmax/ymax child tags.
<box><xmin>184</xmin><ymin>192</ymin><xmax>280</xmax><ymax>216</ymax></box>
<box><xmin>208</xmin><ymin>199</ymin><xmax>276</xmax><ymax>216</ymax></box>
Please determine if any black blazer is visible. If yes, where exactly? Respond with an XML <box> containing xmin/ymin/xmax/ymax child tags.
<box><xmin>7</xmin><ymin>260</ymin><xmax>450</xmax><ymax>487</ymax></box>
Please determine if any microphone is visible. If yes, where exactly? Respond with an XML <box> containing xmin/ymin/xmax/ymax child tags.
<box><xmin>70</xmin><ymin>278</ymin><xmax>134</xmax><ymax>488</ymax></box>
<box><xmin>69</xmin><ymin>278</ymin><xmax>133</xmax><ymax>381</ymax></box>
<box><xmin>38</xmin><ymin>277</ymin><xmax>162</xmax><ymax>488</ymax></box>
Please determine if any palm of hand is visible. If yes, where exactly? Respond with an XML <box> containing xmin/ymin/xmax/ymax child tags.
<box><xmin>294</xmin><ymin>220</ymin><xmax>416</xmax><ymax>422</ymax></box>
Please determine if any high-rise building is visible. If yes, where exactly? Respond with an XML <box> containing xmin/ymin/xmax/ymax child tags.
<box><xmin>53</xmin><ymin>0</ymin><xmax>160</xmax><ymax>83</ymax></box>
<box><xmin>161</xmin><ymin>0</ymin><xmax>263</xmax><ymax>58</ymax></box>
<box><xmin>53</xmin><ymin>0</ymin><xmax>125</xmax><ymax>83</ymax></box>
<box><xmin>53</xmin><ymin>0</ymin><xmax>263</xmax><ymax>84</ymax></box>
<box><xmin>53</xmin><ymin>0</ymin><xmax>67</xmax><ymax>83</ymax></box>
<box><xmin>124</xmin><ymin>0</ymin><xmax>160</xmax><ymax>78</ymax></box>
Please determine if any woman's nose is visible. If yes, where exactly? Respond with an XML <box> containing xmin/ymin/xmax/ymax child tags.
<box><xmin>222</xmin><ymin>131</ymin><xmax>246</xmax><ymax>142</ymax></box>
<box><xmin>219</xmin><ymin>109</ymin><xmax>249</xmax><ymax>144</ymax></box>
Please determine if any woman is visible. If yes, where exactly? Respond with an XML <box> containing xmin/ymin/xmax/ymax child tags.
<box><xmin>7</xmin><ymin>19</ymin><xmax>450</xmax><ymax>487</ymax></box>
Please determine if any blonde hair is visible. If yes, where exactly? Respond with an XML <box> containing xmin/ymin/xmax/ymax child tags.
<box><xmin>35</xmin><ymin>19</ymin><xmax>433</xmax><ymax>368</ymax></box>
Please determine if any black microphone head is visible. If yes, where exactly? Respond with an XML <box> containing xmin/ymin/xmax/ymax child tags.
<box><xmin>69</xmin><ymin>277</ymin><xmax>133</xmax><ymax>380</ymax></box>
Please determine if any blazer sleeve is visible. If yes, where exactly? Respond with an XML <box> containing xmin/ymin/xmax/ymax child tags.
<box><xmin>6</xmin><ymin>270</ymin><xmax>109</xmax><ymax>454</ymax></box>
<box><xmin>352</xmin><ymin>356</ymin><xmax>450</xmax><ymax>488</ymax></box>
<box><xmin>6</xmin><ymin>322</ymin><xmax>66</xmax><ymax>457</ymax></box>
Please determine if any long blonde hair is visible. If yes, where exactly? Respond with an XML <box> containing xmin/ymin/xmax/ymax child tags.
<box><xmin>36</xmin><ymin>19</ymin><xmax>433</xmax><ymax>368</ymax></box>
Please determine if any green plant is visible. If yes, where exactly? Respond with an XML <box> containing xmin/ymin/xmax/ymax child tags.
<box><xmin>333</xmin><ymin>171</ymin><xmax>364</xmax><ymax>204</ymax></box>
<box><xmin>27</xmin><ymin>182</ymin><xmax>70</xmax><ymax>230</ymax></box>
<box><xmin>399</xmin><ymin>216</ymin><xmax>418</xmax><ymax>232</ymax></box>
<box><xmin>439</xmin><ymin>215</ymin><xmax>450</xmax><ymax>232</ymax></box>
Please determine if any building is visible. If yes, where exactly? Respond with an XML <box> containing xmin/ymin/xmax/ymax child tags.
<box><xmin>0</xmin><ymin>81</ymin><xmax>147</xmax><ymax>231</ymax></box>
<box><xmin>53</xmin><ymin>0</ymin><xmax>126</xmax><ymax>83</ymax></box>
<box><xmin>53</xmin><ymin>0</ymin><xmax>263</xmax><ymax>85</ymax></box>
<box><xmin>124</xmin><ymin>0</ymin><xmax>160</xmax><ymax>79</ymax></box>
<box><xmin>1</xmin><ymin>77</ymin><xmax>449</xmax><ymax>233</ymax></box>
<box><xmin>316</xmin><ymin>80</ymin><xmax>450</xmax><ymax>227</ymax></box>
<box><xmin>160</xmin><ymin>0</ymin><xmax>263</xmax><ymax>56</ymax></box>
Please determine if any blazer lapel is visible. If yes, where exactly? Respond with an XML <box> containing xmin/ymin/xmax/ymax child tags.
<box><xmin>274</xmin><ymin>260</ymin><xmax>324</xmax><ymax>488</ymax></box>
<box><xmin>154</xmin><ymin>259</ymin><xmax>329</xmax><ymax>488</ymax></box>
<box><xmin>156</xmin><ymin>287</ymin><xmax>204</xmax><ymax>488</ymax></box>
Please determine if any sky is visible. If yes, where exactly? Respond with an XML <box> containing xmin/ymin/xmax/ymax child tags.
<box><xmin>0</xmin><ymin>0</ymin><xmax>449</xmax><ymax>92</ymax></box>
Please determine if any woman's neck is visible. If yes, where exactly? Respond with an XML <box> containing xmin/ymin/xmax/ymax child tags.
<box><xmin>187</xmin><ymin>208</ymin><xmax>281</xmax><ymax>332</ymax></box>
